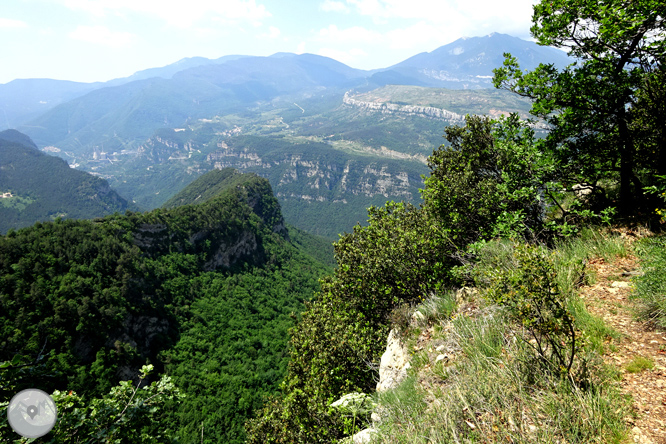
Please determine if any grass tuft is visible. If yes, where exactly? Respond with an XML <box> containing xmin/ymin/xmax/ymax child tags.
<box><xmin>632</xmin><ymin>234</ymin><xmax>666</xmax><ymax>328</ymax></box>
<box><xmin>624</xmin><ymin>355</ymin><xmax>655</xmax><ymax>373</ymax></box>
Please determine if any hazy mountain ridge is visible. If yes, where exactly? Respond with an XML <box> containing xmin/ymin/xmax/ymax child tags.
<box><xmin>15</xmin><ymin>33</ymin><xmax>571</xmax><ymax>154</ymax></box>
<box><xmin>0</xmin><ymin>55</ymin><xmax>252</xmax><ymax>131</ymax></box>
<box><xmin>382</xmin><ymin>33</ymin><xmax>572</xmax><ymax>88</ymax></box>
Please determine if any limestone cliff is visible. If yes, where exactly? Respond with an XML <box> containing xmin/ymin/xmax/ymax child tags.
<box><xmin>342</xmin><ymin>91</ymin><xmax>465</xmax><ymax>123</ymax></box>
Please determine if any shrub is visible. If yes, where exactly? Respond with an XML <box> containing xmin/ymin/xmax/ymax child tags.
<box><xmin>246</xmin><ymin>202</ymin><xmax>453</xmax><ymax>443</ymax></box>
<box><xmin>477</xmin><ymin>243</ymin><xmax>579</xmax><ymax>381</ymax></box>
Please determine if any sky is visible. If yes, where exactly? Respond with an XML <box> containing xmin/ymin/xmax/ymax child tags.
<box><xmin>0</xmin><ymin>0</ymin><xmax>539</xmax><ymax>84</ymax></box>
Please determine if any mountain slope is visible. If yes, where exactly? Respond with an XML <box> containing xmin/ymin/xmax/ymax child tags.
<box><xmin>373</xmin><ymin>33</ymin><xmax>572</xmax><ymax>88</ymax></box>
<box><xmin>0</xmin><ymin>130</ymin><xmax>131</xmax><ymax>233</ymax></box>
<box><xmin>0</xmin><ymin>79</ymin><xmax>102</xmax><ymax>130</ymax></box>
<box><xmin>0</xmin><ymin>169</ymin><xmax>332</xmax><ymax>443</ymax></box>
<box><xmin>0</xmin><ymin>55</ymin><xmax>250</xmax><ymax>130</ymax></box>
<box><xmin>21</xmin><ymin>53</ymin><xmax>369</xmax><ymax>155</ymax></box>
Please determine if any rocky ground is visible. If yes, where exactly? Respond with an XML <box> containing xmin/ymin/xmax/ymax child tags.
<box><xmin>361</xmin><ymin>230</ymin><xmax>666</xmax><ymax>444</ymax></box>
<box><xmin>581</xmin><ymin>235</ymin><xmax>666</xmax><ymax>444</ymax></box>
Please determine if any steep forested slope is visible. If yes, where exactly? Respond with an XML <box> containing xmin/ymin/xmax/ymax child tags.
<box><xmin>0</xmin><ymin>170</ymin><xmax>332</xmax><ymax>443</ymax></box>
<box><xmin>0</xmin><ymin>130</ymin><xmax>131</xmax><ymax>233</ymax></box>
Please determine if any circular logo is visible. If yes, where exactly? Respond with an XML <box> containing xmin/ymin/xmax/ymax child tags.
<box><xmin>7</xmin><ymin>389</ymin><xmax>58</xmax><ymax>438</ymax></box>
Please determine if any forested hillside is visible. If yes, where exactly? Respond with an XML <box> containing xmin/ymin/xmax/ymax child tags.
<box><xmin>0</xmin><ymin>170</ymin><xmax>332</xmax><ymax>443</ymax></box>
<box><xmin>0</xmin><ymin>130</ymin><xmax>131</xmax><ymax>234</ymax></box>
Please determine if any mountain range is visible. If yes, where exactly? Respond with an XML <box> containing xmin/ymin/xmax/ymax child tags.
<box><xmin>2</xmin><ymin>33</ymin><xmax>570</xmax><ymax>135</ymax></box>
<box><xmin>0</xmin><ymin>33</ymin><xmax>571</xmax><ymax>237</ymax></box>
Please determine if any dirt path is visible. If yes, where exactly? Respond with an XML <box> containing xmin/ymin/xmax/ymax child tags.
<box><xmin>580</xmin><ymin>250</ymin><xmax>666</xmax><ymax>444</ymax></box>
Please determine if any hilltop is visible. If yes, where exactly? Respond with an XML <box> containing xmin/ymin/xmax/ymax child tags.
<box><xmin>0</xmin><ymin>169</ymin><xmax>333</xmax><ymax>443</ymax></box>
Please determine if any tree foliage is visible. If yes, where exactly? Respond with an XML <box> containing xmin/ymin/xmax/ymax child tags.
<box><xmin>423</xmin><ymin>114</ymin><xmax>554</xmax><ymax>247</ymax></box>
<box><xmin>247</xmin><ymin>202</ymin><xmax>452</xmax><ymax>443</ymax></box>
<box><xmin>493</xmin><ymin>0</ymin><xmax>666</xmax><ymax>213</ymax></box>
<box><xmin>0</xmin><ymin>171</ymin><xmax>331</xmax><ymax>443</ymax></box>
<box><xmin>0</xmin><ymin>363</ymin><xmax>182</xmax><ymax>443</ymax></box>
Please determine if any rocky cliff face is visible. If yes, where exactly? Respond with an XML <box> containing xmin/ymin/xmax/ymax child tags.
<box><xmin>343</xmin><ymin>92</ymin><xmax>465</xmax><ymax>123</ymax></box>
<box><xmin>207</xmin><ymin>146</ymin><xmax>422</xmax><ymax>203</ymax></box>
<box><xmin>134</xmin><ymin>170</ymin><xmax>287</xmax><ymax>271</ymax></box>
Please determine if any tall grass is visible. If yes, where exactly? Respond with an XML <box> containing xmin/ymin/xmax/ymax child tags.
<box><xmin>633</xmin><ymin>234</ymin><xmax>666</xmax><ymax>328</ymax></box>
<box><xmin>370</xmin><ymin>229</ymin><xmax>631</xmax><ymax>443</ymax></box>
<box><xmin>372</xmin><ymin>312</ymin><xmax>629</xmax><ymax>444</ymax></box>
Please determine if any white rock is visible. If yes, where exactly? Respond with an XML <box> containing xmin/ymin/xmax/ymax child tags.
<box><xmin>611</xmin><ymin>281</ymin><xmax>631</xmax><ymax>288</ymax></box>
<box><xmin>435</xmin><ymin>354</ymin><xmax>448</xmax><ymax>364</ymax></box>
<box><xmin>411</xmin><ymin>310</ymin><xmax>426</xmax><ymax>322</ymax></box>
<box><xmin>435</xmin><ymin>345</ymin><xmax>446</xmax><ymax>352</ymax></box>
<box><xmin>376</xmin><ymin>329</ymin><xmax>410</xmax><ymax>392</ymax></box>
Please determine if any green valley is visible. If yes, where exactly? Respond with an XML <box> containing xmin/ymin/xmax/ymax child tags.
<box><xmin>72</xmin><ymin>86</ymin><xmax>534</xmax><ymax>238</ymax></box>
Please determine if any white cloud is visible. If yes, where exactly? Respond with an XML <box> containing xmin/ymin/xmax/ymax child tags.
<box><xmin>259</xmin><ymin>26</ymin><xmax>281</xmax><ymax>39</ymax></box>
<box><xmin>342</xmin><ymin>0</ymin><xmax>535</xmax><ymax>36</ymax></box>
<box><xmin>69</xmin><ymin>25</ymin><xmax>134</xmax><ymax>47</ymax></box>
<box><xmin>194</xmin><ymin>27</ymin><xmax>219</xmax><ymax>38</ymax></box>
<box><xmin>384</xmin><ymin>21</ymin><xmax>452</xmax><ymax>49</ymax></box>
<box><xmin>320</xmin><ymin>0</ymin><xmax>350</xmax><ymax>13</ymax></box>
<box><xmin>313</xmin><ymin>0</ymin><xmax>537</xmax><ymax>68</ymax></box>
<box><xmin>0</xmin><ymin>18</ymin><xmax>28</xmax><ymax>28</ymax></box>
<box><xmin>296</xmin><ymin>41</ymin><xmax>306</xmax><ymax>54</ymax></box>
<box><xmin>318</xmin><ymin>24</ymin><xmax>381</xmax><ymax>44</ymax></box>
<box><xmin>62</xmin><ymin>0</ymin><xmax>271</xmax><ymax>28</ymax></box>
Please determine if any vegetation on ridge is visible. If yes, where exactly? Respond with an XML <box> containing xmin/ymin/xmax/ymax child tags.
<box><xmin>0</xmin><ymin>171</ymin><xmax>332</xmax><ymax>443</ymax></box>
<box><xmin>0</xmin><ymin>130</ymin><xmax>132</xmax><ymax>234</ymax></box>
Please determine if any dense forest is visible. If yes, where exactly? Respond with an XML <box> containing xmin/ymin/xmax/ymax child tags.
<box><xmin>0</xmin><ymin>170</ymin><xmax>332</xmax><ymax>443</ymax></box>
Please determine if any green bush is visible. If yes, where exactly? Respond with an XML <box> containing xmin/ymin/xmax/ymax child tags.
<box><xmin>476</xmin><ymin>243</ymin><xmax>579</xmax><ymax>381</ymax></box>
<box><xmin>422</xmin><ymin>114</ymin><xmax>552</xmax><ymax>248</ymax></box>
<box><xmin>246</xmin><ymin>202</ymin><xmax>452</xmax><ymax>443</ymax></box>
<box><xmin>0</xmin><ymin>364</ymin><xmax>182</xmax><ymax>443</ymax></box>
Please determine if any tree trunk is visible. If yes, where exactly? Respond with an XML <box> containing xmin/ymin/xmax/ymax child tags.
<box><xmin>617</xmin><ymin>106</ymin><xmax>635</xmax><ymax>214</ymax></box>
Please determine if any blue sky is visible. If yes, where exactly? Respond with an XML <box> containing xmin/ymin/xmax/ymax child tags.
<box><xmin>0</xmin><ymin>0</ymin><xmax>538</xmax><ymax>84</ymax></box>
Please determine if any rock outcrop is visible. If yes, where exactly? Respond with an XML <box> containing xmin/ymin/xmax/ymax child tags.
<box><xmin>376</xmin><ymin>329</ymin><xmax>411</xmax><ymax>392</ymax></box>
<box><xmin>343</xmin><ymin>92</ymin><xmax>465</xmax><ymax>123</ymax></box>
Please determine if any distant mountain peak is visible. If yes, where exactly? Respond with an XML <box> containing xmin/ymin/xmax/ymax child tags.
<box><xmin>376</xmin><ymin>32</ymin><xmax>572</xmax><ymax>89</ymax></box>
<box><xmin>269</xmin><ymin>52</ymin><xmax>297</xmax><ymax>58</ymax></box>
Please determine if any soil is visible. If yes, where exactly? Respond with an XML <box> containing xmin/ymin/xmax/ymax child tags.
<box><xmin>580</xmin><ymin>232</ymin><xmax>666</xmax><ymax>444</ymax></box>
